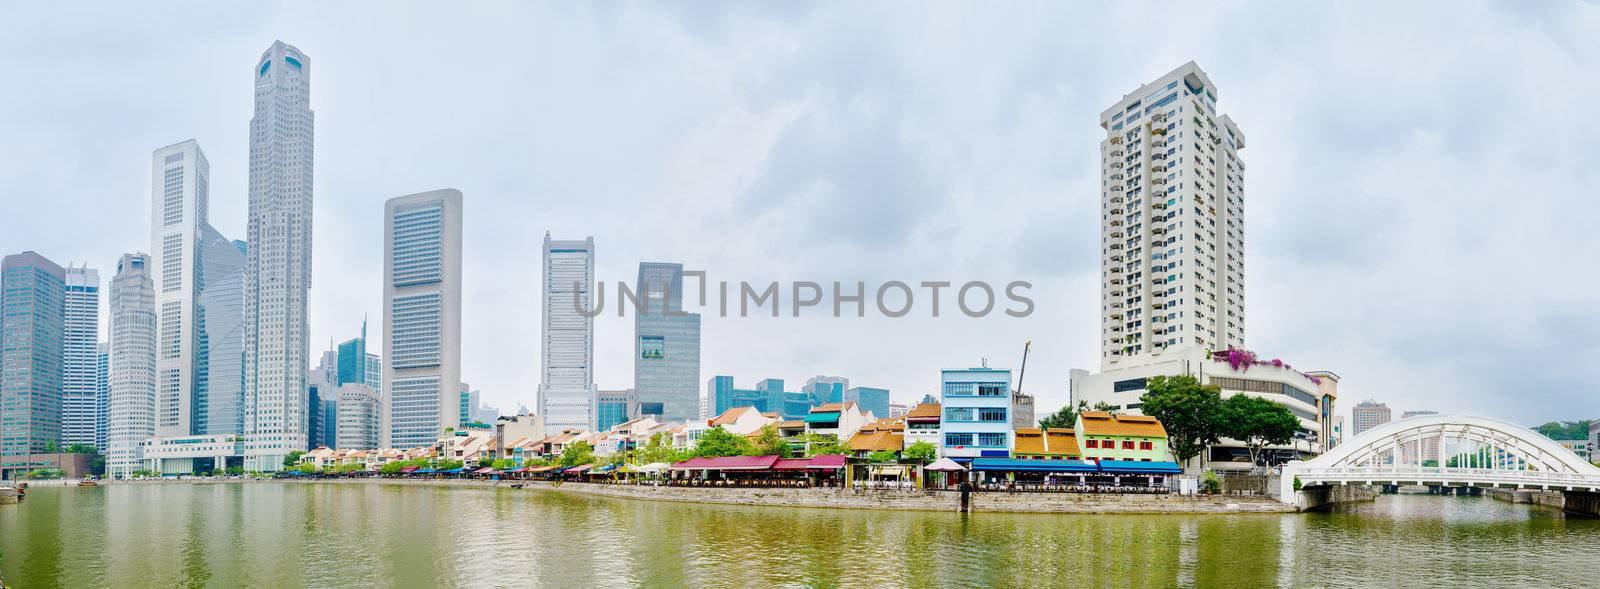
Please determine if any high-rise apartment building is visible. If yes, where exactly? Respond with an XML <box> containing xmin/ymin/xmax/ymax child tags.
<box><xmin>198</xmin><ymin>231</ymin><xmax>247</xmax><ymax>436</ymax></box>
<box><xmin>1099</xmin><ymin>62</ymin><xmax>1245</xmax><ymax>370</ymax></box>
<box><xmin>383</xmin><ymin>189</ymin><xmax>463</xmax><ymax>448</ymax></box>
<box><xmin>634</xmin><ymin>262</ymin><xmax>701</xmax><ymax>424</ymax></box>
<box><xmin>0</xmin><ymin>252</ymin><xmax>66</xmax><ymax>456</ymax></box>
<box><xmin>1351</xmin><ymin>400</ymin><xmax>1392</xmax><ymax>436</ymax></box>
<box><xmin>243</xmin><ymin>41</ymin><xmax>315</xmax><ymax>471</ymax></box>
<box><xmin>539</xmin><ymin>234</ymin><xmax>595</xmax><ymax>430</ymax></box>
<box><xmin>107</xmin><ymin>253</ymin><xmax>157</xmax><ymax>477</ymax></box>
<box><xmin>150</xmin><ymin>140</ymin><xmax>210</xmax><ymax>437</ymax></box>
<box><xmin>61</xmin><ymin>265</ymin><xmax>101</xmax><ymax>449</ymax></box>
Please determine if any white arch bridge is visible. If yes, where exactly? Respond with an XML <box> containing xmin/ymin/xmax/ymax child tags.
<box><xmin>1279</xmin><ymin>414</ymin><xmax>1600</xmax><ymax>507</ymax></box>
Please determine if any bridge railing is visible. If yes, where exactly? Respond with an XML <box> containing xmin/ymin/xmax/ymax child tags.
<box><xmin>1297</xmin><ymin>466</ymin><xmax>1600</xmax><ymax>486</ymax></box>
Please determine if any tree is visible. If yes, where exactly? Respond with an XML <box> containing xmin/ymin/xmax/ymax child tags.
<box><xmin>558</xmin><ymin>441</ymin><xmax>594</xmax><ymax>467</ymax></box>
<box><xmin>1533</xmin><ymin>420</ymin><xmax>1591</xmax><ymax>441</ymax></box>
<box><xmin>798</xmin><ymin>433</ymin><xmax>849</xmax><ymax>457</ymax></box>
<box><xmin>492</xmin><ymin>459</ymin><xmax>515</xmax><ymax>470</ymax></box>
<box><xmin>692</xmin><ymin>426</ymin><xmax>753</xmax><ymax>458</ymax></box>
<box><xmin>435</xmin><ymin>459</ymin><xmax>465</xmax><ymax>471</ymax></box>
<box><xmin>283</xmin><ymin>450</ymin><xmax>306</xmax><ymax>470</ymax></box>
<box><xmin>1139</xmin><ymin>375</ymin><xmax>1224</xmax><ymax>466</ymax></box>
<box><xmin>903</xmin><ymin>441</ymin><xmax>938</xmax><ymax>463</ymax></box>
<box><xmin>65</xmin><ymin>444</ymin><xmax>97</xmax><ymax>454</ymax></box>
<box><xmin>1218</xmin><ymin>394</ymin><xmax>1299</xmax><ymax>469</ymax></box>
<box><xmin>1039</xmin><ymin>401</ymin><xmax>1088</xmax><ymax>429</ymax></box>
<box><xmin>867</xmin><ymin>450</ymin><xmax>899</xmax><ymax>463</ymax></box>
<box><xmin>636</xmin><ymin>433</ymin><xmax>684</xmax><ymax>465</ymax></box>
<box><xmin>748</xmin><ymin>425</ymin><xmax>791</xmax><ymax>457</ymax></box>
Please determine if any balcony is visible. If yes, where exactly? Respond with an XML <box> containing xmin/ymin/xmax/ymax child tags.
<box><xmin>1109</xmin><ymin>208</ymin><xmax>1123</xmax><ymax>215</ymax></box>
<box><xmin>1110</xmin><ymin>266</ymin><xmax>1123</xmax><ymax>273</ymax></box>
<box><xmin>1152</xmin><ymin>227</ymin><xmax>1166</xmax><ymax>235</ymax></box>
<box><xmin>1152</xmin><ymin>127</ymin><xmax>1167</xmax><ymax>136</ymax></box>
<box><xmin>1152</xmin><ymin>202</ymin><xmax>1166</xmax><ymax>210</ymax></box>
<box><xmin>1110</xmin><ymin>150</ymin><xmax>1124</xmax><ymax>157</ymax></box>
<box><xmin>1110</xmin><ymin>135</ymin><xmax>1123</xmax><ymax>144</ymax></box>
<box><xmin>1109</xmin><ymin>230</ymin><xmax>1123</xmax><ymax>238</ymax></box>
<box><xmin>1151</xmin><ymin>164</ymin><xmax>1166</xmax><ymax>172</ymax></box>
<box><xmin>1110</xmin><ymin>174</ymin><xmax>1124</xmax><ymax>181</ymax></box>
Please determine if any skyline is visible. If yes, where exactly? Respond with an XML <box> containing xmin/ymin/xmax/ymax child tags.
<box><xmin>3</xmin><ymin>3</ymin><xmax>1599</xmax><ymax>426</ymax></box>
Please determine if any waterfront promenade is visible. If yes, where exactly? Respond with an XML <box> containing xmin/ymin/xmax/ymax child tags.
<box><xmin>94</xmin><ymin>477</ymin><xmax>1296</xmax><ymax>514</ymax></box>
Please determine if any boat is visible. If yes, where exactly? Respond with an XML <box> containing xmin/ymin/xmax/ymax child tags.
<box><xmin>78</xmin><ymin>479</ymin><xmax>99</xmax><ymax>487</ymax></box>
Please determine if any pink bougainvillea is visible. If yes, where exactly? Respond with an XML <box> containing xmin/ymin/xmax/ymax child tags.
<box><xmin>1212</xmin><ymin>347</ymin><xmax>1322</xmax><ymax>385</ymax></box>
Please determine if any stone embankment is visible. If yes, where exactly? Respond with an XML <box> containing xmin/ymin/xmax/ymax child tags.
<box><xmin>1489</xmin><ymin>488</ymin><xmax>1600</xmax><ymax>517</ymax></box>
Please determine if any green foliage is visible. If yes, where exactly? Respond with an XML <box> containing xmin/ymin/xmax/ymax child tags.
<box><xmin>558</xmin><ymin>441</ymin><xmax>594</xmax><ymax>467</ymax></box>
<box><xmin>379</xmin><ymin>461</ymin><xmax>408</xmax><ymax>475</ymax></box>
<box><xmin>65</xmin><ymin>444</ymin><xmax>97</xmax><ymax>454</ymax></box>
<box><xmin>492</xmin><ymin>459</ymin><xmax>516</xmax><ymax>470</ymax></box>
<box><xmin>798</xmin><ymin>433</ymin><xmax>849</xmax><ymax>457</ymax></box>
<box><xmin>1139</xmin><ymin>375</ymin><xmax>1224</xmax><ymax>464</ymax></box>
<box><xmin>435</xmin><ymin>459</ymin><xmax>465</xmax><ymax>471</ymax></box>
<box><xmin>24</xmin><ymin>468</ymin><xmax>64</xmax><ymax>479</ymax></box>
<box><xmin>635</xmin><ymin>433</ymin><xmax>686</xmax><ymax>465</ymax></box>
<box><xmin>903</xmin><ymin>441</ymin><xmax>938</xmax><ymax>463</ymax></box>
<box><xmin>748</xmin><ymin>425</ymin><xmax>792</xmax><ymax>457</ymax></box>
<box><xmin>1038</xmin><ymin>401</ymin><xmax>1087</xmax><ymax>429</ymax></box>
<box><xmin>334</xmin><ymin>463</ymin><xmax>366</xmax><ymax>474</ymax></box>
<box><xmin>1218</xmin><ymin>394</ymin><xmax>1300</xmax><ymax>468</ymax></box>
<box><xmin>1293</xmin><ymin>476</ymin><xmax>1303</xmax><ymax>491</ymax></box>
<box><xmin>867</xmin><ymin>450</ymin><xmax>899</xmax><ymax>463</ymax></box>
<box><xmin>692</xmin><ymin>427</ymin><xmax>753</xmax><ymax>458</ymax></box>
<box><xmin>131</xmin><ymin>469</ymin><xmax>161</xmax><ymax>478</ymax></box>
<box><xmin>1532</xmin><ymin>420</ymin><xmax>1591</xmax><ymax>441</ymax></box>
<box><xmin>225</xmin><ymin>467</ymin><xmax>244</xmax><ymax>476</ymax></box>
<box><xmin>1201</xmin><ymin>469</ymin><xmax>1220</xmax><ymax>494</ymax></box>
<box><xmin>282</xmin><ymin>450</ymin><xmax>306</xmax><ymax>469</ymax></box>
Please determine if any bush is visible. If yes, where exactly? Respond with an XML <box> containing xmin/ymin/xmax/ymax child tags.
<box><xmin>1293</xmin><ymin>476</ymin><xmax>1303</xmax><ymax>491</ymax></box>
<box><xmin>1201</xmin><ymin>469</ymin><xmax>1220</xmax><ymax>494</ymax></box>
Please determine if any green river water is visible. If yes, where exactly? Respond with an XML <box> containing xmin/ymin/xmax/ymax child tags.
<box><xmin>1</xmin><ymin>483</ymin><xmax>1594</xmax><ymax>588</ymax></box>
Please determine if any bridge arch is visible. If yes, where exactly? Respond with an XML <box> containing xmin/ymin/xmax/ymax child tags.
<box><xmin>1281</xmin><ymin>414</ymin><xmax>1600</xmax><ymax>497</ymax></box>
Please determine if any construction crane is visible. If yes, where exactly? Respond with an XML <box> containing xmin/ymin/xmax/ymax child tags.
<box><xmin>1015</xmin><ymin>340</ymin><xmax>1031</xmax><ymax>395</ymax></box>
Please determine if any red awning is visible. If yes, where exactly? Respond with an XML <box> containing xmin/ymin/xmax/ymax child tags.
<box><xmin>474</xmin><ymin>467</ymin><xmax>498</xmax><ymax>474</ymax></box>
<box><xmin>399</xmin><ymin>466</ymin><xmax>420</xmax><ymax>473</ymax></box>
<box><xmin>669</xmin><ymin>455</ymin><xmax>781</xmax><ymax>471</ymax></box>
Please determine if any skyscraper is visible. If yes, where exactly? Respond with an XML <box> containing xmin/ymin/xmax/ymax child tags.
<box><xmin>633</xmin><ymin>262</ymin><xmax>701</xmax><ymax>424</ymax></box>
<box><xmin>95</xmin><ymin>342</ymin><xmax>109</xmax><ymax>450</ymax></box>
<box><xmin>1352</xmin><ymin>400</ymin><xmax>1392</xmax><ymax>436</ymax></box>
<box><xmin>243</xmin><ymin>41</ymin><xmax>314</xmax><ymax>471</ymax></box>
<box><xmin>382</xmin><ymin>189</ymin><xmax>463</xmax><ymax>448</ymax></box>
<box><xmin>62</xmin><ymin>265</ymin><xmax>101</xmax><ymax>449</ymax></box>
<box><xmin>337</xmin><ymin>320</ymin><xmax>368</xmax><ymax>386</ymax></box>
<box><xmin>0</xmin><ymin>252</ymin><xmax>66</xmax><ymax>456</ymax></box>
<box><xmin>1098</xmin><ymin>62</ymin><xmax>1245</xmax><ymax>370</ymax></box>
<box><xmin>335</xmin><ymin>383</ymin><xmax>381</xmax><ymax>451</ymax></box>
<box><xmin>198</xmin><ymin>232</ymin><xmax>247</xmax><ymax>436</ymax></box>
<box><xmin>107</xmin><ymin>253</ymin><xmax>157</xmax><ymax>477</ymax></box>
<box><xmin>151</xmin><ymin>140</ymin><xmax>210</xmax><ymax>438</ymax></box>
<box><xmin>539</xmin><ymin>234</ymin><xmax>595</xmax><ymax>430</ymax></box>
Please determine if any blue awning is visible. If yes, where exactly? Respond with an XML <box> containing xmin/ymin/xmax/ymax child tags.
<box><xmin>970</xmin><ymin>458</ymin><xmax>1098</xmax><ymax>473</ymax></box>
<box><xmin>593</xmin><ymin>464</ymin><xmax>617</xmax><ymax>473</ymax></box>
<box><xmin>441</xmin><ymin>468</ymin><xmax>466</xmax><ymax>474</ymax></box>
<box><xmin>1097</xmin><ymin>460</ymin><xmax>1182</xmax><ymax>474</ymax></box>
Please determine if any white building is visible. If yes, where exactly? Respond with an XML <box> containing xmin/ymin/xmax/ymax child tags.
<box><xmin>107</xmin><ymin>253</ymin><xmax>158</xmax><ymax>478</ymax></box>
<box><xmin>383</xmin><ymin>189</ymin><xmax>464</xmax><ymax>449</ymax></box>
<box><xmin>151</xmin><ymin>140</ymin><xmax>210</xmax><ymax>438</ymax></box>
<box><xmin>96</xmin><ymin>342</ymin><xmax>109</xmax><ymax>450</ymax></box>
<box><xmin>539</xmin><ymin>234</ymin><xmax>596</xmax><ymax>430</ymax></box>
<box><xmin>1097</xmin><ymin>62</ymin><xmax>1245</xmax><ymax>369</ymax></box>
<box><xmin>336</xmin><ymin>383</ymin><xmax>381</xmax><ymax>451</ymax></box>
<box><xmin>1352</xmin><ymin>400</ymin><xmax>1391</xmax><ymax>436</ymax></box>
<box><xmin>61</xmin><ymin>265</ymin><xmax>101</xmax><ymax>449</ymax></box>
<box><xmin>938</xmin><ymin>367</ymin><xmax>1013</xmax><ymax>459</ymax></box>
<box><xmin>243</xmin><ymin>41</ymin><xmax>315</xmax><ymax>471</ymax></box>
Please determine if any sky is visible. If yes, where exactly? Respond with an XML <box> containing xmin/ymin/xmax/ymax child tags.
<box><xmin>2</xmin><ymin>1</ymin><xmax>1597</xmax><ymax>427</ymax></box>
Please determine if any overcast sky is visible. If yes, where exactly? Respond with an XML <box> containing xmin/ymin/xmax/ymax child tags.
<box><xmin>3</xmin><ymin>1</ymin><xmax>1597</xmax><ymax>427</ymax></box>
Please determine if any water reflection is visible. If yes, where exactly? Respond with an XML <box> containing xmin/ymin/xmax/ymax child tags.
<box><xmin>1</xmin><ymin>484</ymin><xmax>1595</xmax><ymax>588</ymax></box>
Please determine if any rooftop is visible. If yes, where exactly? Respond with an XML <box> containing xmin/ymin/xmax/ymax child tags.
<box><xmin>1079</xmin><ymin>412</ymin><xmax>1167</xmax><ymax>438</ymax></box>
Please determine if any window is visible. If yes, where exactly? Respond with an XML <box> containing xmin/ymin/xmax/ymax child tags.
<box><xmin>977</xmin><ymin>407</ymin><xmax>1008</xmax><ymax>422</ymax></box>
<box><xmin>1140</xmin><ymin>441</ymin><xmax>1154</xmax><ymax>450</ymax></box>
<box><xmin>1086</xmin><ymin>439</ymin><xmax>1099</xmax><ymax>449</ymax></box>
<box><xmin>1122</xmin><ymin>440</ymin><xmax>1135</xmax><ymax>450</ymax></box>
<box><xmin>1112</xmin><ymin>378</ymin><xmax>1147</xmax><ymax>392</ymax></box>
<box><xmin>944</xmin><ymin>407</ymin><xmax>974</xmax><ymax>421</ymax></box>
<box><xmin>976</xmin><ymin>433</ymin><xmax>1007</xmax><ymax>447</ymax></box>
<box><xmin>945</xmin><ymin>433</ymin><xmax>974</xmax><ymax>447</ymax></box>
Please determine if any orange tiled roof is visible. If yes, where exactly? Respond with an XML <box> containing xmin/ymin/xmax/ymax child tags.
<box><xmin>775</xmin><ymin>420</ymin><xmax>805</xmax><ymax>429</ymax></box>
<box><xmin>848</xmin><ymin>430</ymin><xmax>904</xmax><ymax>453</ymax></box>
<box><xmin>811</xmin><ymin>402</ymin><xmax>856</xmax><ymax>413</ymax></box>
<box><xmin>1078</xmin><ymin>412</ymin><xmax>1167</xmax><ymax>438</ymax></box>
<box><xmin>1014</xmin><ymin>427</ymin><xmax>1080</xmax><ymax>455</ymax></box>
<box><xmin>711</xmin><ymin>406</ymin><xmax>757</xmax><ymax>427</ymax></box>
<box><xmin>905</xmin><ymin>402</ymin><xmax>941</xmax><ymax>420</ymax></box>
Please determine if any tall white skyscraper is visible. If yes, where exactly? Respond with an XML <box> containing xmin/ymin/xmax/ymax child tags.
<box><xmin>61</xmin><ymin>265</ymin><xmax>102</xmax><ymax>448</ymax></box>
<box><xmin>243</xmin><ymin>41</ymin><xmax>315</xmax><ymax>471</ymax></box>
<box><xmin>634</xmin><ymin>262</ymin><xmax>701</xmax><ymax>424</ymax></box>
<box><xmin>382</xmin><ymin>189</ymin><xmax>463</xmax><ymax>449</ymax></box>
<box><xmin>1098</xmin><ymin>62</ymin><xmax>1245</xmax><ymax>370</ymax></box>
<box><xmin>539</xmin><ymin>234</ymin><xmax>595</xmax><ymax>431</ymax></box>
<box><xmin>151</xmin><ymin>140</ymin><xmax>209</xmax><ymax>437</ymax></box>
<box><xmin>107</xmin><ymin>253</ymin><xmax>157</xmax><ymax>478</ymax></box>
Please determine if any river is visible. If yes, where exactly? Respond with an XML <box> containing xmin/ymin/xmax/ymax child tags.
<box><xmin>1</xmin><ymin>483</ymin><xmax>1594</xmax><ymax>588</ymax></box>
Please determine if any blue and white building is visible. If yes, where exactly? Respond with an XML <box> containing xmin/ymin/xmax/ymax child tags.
<box><xmin>938</xmin><ymin>366</ymin><xmax>1013</xmax><ymax>460</ymax></box>
<box><xmin>61</xmin><ymin>265</ymin><xmax>101</xmax><ymax>449</ymax></box>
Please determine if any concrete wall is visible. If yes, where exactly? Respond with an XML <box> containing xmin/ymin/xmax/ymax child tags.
<box><xmin>1293</xmin><ymin>484</ymin><xmax>1378</xmax><ymax>511</ymax></box>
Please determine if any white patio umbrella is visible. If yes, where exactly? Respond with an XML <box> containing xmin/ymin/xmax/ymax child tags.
<box><xmin>924</xmin><ymin>457</ymin><xmax>967</xmax><ymax>472</ymax></box>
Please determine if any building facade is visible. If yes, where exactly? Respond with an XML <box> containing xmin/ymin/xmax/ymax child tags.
<box><xmin>107</xmin><ymin>254</ymin><xmax>158</xmax><ymax>477</ymax></box>
<box><xmin>539</xmin><ymin>234</ymin><xmax>595</xmax><ymax>430</ymax></box>
<box><xmin>383</xmin><ymin>189</ymin><xmax>464</xmax><ymax>449</ymax></box>
<box><xmin>61</xmin><ymin>265</ymin><xmax>101</xmax><ymax>449</ymax></box>
<box><xmin>335</xmin><ymin>383</ymin><xmax>381</xmax><ymax>451</ymax></box>
<box><xmin>0</xmin><ymin>252</ymin><xmax>66</xmax><ymax>456</ymax></box>
<box><xmin>633</xmin><ymin>262</ymin><xmax>701</xmax><ymax>424</ymax></box>
<box><xmin>150</xmin><ymin>140</ymin><xmax>210</xmax><ymax>439</ymax></box>
<box><xmin>1097</xmin><ymin>62</ymin><xmax>1246</xmax><ymax>370</ymax></box>
<box><xmin>938</xmin><ymin>367</ymin><xmax>1013</xmax><ymax>459</ymax></box>
<box><xmin>596</xmin><ymin>389</ymin><xmax>638</xmax><ymax>433</ymax></box>
<box><xmin>95</xmin><ymin>342</ymin><xmax>109</xmax><ymax>450</ymax></box>
<box><xmin>243</xmin><ymin>41</ymin><xmax>315</xmax><ymax>471</ymax></box>
<box><xmin>1352</xmin><ymin>400</ymin><xmax>1391</xmax><ymax>436</ymax></box>
<box><xmin>844</xmin><ymin>386</ymin><xmax>890</xmax><ymax>420</ymax></box>
<box><xmin>197</xmin><ymin>231</ymin><xmax>247</xmax><ymax>436</ymax></box>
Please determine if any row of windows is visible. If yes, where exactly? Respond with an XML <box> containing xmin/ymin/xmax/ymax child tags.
<box><xmin>1085</xmin><ymin>439</ymin><xmax>1155</xmax><ymax>450</ymax></box>
<box><xmin>943</xmin><ymin>407</ymin><xmax>1008</xmax><ymax>422</ymax></box>
<box><xmin>941</xmin><ymin>382</ymin><xmax>1008</xmax><ymax>397</ymax></box>
<box><xmin>943</xmin><ymin>432</ymin><xmax>1008</xmax><ymax>448</ymax></box>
